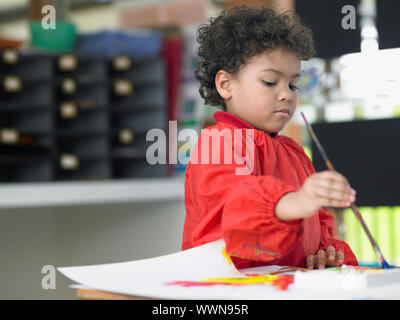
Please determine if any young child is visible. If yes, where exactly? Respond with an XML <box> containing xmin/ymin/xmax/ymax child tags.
<box><xmin>182</xmin><ymin>6</ymin><xmax>358</xmax><ymax>270</ymax></box>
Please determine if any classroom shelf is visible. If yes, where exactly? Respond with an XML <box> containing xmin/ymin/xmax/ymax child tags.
<box><xmin>0</xmin><ymin>176</ymin><xmax>185</xmax><ymax>209</ymax></box>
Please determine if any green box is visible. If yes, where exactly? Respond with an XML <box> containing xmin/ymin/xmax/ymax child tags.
<box><xmin>29</xmin><ymin>21</ymin><xmax>76</xmax><ymax>52</ymax></box>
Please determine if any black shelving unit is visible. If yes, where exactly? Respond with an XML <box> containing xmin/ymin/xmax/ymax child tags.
<box><xmin>0</xmin><ymin>50</ymin><xmax>55</xmax><ymax>182</ymax></box>
<box><xmin>109</xmin><ymin>55</ymin><xmax>168</xmax><ymax>179</ymax></box>
<box><xmin>54</xmin><ymin>54</ymin><xmax>111</xmax><ymax>180</ymax></box>
<box><xmin>0</xmin><ymin>49</ymin><xmax>169</xmax><ymax>182</ymax></box>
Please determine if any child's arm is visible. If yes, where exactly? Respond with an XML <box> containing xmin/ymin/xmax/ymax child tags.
<box><xmin>187</xmin><ymin>135</ymin><xmax>303</xmax><ymax>262</ymax></box>
<box><xmin>216</xmin><ymin>171</ymin><xmax>303</xmax><ymax>262</ymax></box>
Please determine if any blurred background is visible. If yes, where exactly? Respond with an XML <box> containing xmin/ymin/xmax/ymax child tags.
<box><xmin>0</xmin><ymin>0</ymin><xmax>399</xmax><ymax>299</ymax></box>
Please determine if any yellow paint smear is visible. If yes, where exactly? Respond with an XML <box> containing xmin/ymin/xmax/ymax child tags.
<box><xmin>221</xmin><ymin>248</ymin><xmax>241</xmax><ymax>275</ymax></box>
<box><xmin>201</xmin><ymin>275</ymin><xmax>278</xmax><ymax>284</ymax></box>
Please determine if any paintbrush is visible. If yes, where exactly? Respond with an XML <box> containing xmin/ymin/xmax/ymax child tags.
<box><xmin>300</xmin><ymin>112</ymin><xmax>394</xmax><ymax>269</ymax></box>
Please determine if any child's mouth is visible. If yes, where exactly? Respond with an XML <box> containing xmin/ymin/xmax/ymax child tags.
<box><xmin>275</xmin><ymin>111</ymin><xmax>290</xmax><ymax>117</ymax></box>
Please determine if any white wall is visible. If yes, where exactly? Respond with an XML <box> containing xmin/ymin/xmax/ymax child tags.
<box><xmin>0</xmin><ymin>200</ymin><xmax>186</xmax><ymax>299</ymax></box>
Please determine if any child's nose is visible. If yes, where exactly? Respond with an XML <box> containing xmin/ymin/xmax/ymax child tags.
<box><xmin>277</xmin><ymin>89</ymin><xmax>293</xmax><ymax>102</ymax></box>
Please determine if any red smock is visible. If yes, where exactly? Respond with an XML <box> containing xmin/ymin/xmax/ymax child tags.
<box><xmin>182</xmin><ymin>111</ymin><xmax>358</xmax><ymax>269</ymax></box>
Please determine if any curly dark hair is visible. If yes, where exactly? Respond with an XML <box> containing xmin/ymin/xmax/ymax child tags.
<box><xmin>195</xmin><ymin>6</ymin><xmax>316</xmax><ymax>109</ymax></box>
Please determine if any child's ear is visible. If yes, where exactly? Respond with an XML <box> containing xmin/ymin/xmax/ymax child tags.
<box><xmin>215</xmin><ymin>70</ymin><xmax>233</xmax><ymax>100</ymax></box>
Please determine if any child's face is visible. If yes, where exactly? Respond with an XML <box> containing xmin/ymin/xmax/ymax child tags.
<box><xmin>221</xmin><ymin>48</ymin><xmax>301</xmax><ymax>134</ymax></box>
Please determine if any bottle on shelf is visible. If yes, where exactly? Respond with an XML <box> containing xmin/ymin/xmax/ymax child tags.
<box><xmin>0</xmin><ymin>127</ymin><xmax>51</xmax><ymax>155</ymax></box>
<box><xmin>0</xmin><ymin>127</ymin><xmax>37</xmax><ymax>146</ymax></box>
<box><xmin>112</xmin><ymin>56</ymin><xmax>132</xmax><ymax>72</ymax></box>
<box><xmin>57</xmin><ymin>54</ymin><xmax>78</xmax><ymax>72</ymax></box>
<box><xmin>2</xmin><ymin>49</ymin><xmax>19</xmax><ymax>65</ymax></box>
<box><xmin>113</xmin><ymin>78</ymin><xmax>134</xmax><ymax>96</ymax></box>
<box><xmin>110</xmin><ymin>127</ymin><xmax>136</xmax><ymax>145</ymax></box>
<box><xmin>59</xmin><ymin>74</ymin><xmax>99</xmax><ymax>95</ymax></box>
<box><xmin>118</xmin><ymin>127</ymin><xmax>135</xmax><ymax>145</ymax></box>
<box><xmin>59</xmin><ymin>153</ymin><xmax>80</xmax><ymax>171</ymax></box>
<box><xmin>2</xmin><ymin>75</ymin><xmax>22</xmax><ymax>93</ymax></box>
<box><xmin>59</xmin><ymin>99</ymin><xmax>95</xmax><ymax>119</ymax></box>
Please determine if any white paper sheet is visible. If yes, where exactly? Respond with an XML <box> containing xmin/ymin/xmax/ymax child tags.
<box><xmin>58</xmin><ymin>239</ymin><xmax>400</xmax><ymax>300</ymax></box>
<box><xmin>58</xmin><ymin>239</ymin><xmax>241</xmax><ymax>299</ymax></box>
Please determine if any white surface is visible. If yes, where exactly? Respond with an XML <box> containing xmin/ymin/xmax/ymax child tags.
<box><xmin>58</xmin><ymin>239</ymin><xmax>241</xmax><ymax>299</ymax></box>
<box><xmin>294</xmin><ymin>266</ymin><xmax>400</xmax><ymax>290</ymax></box>
<box><xmin>0</xmin><ymin>177</ymin><xmax>184</xmax><ymax>208</ymax></box>
<box><xmin>58</xmin><ymin>240</ymin><xmax>400</xmax><ymax>300</ymax></box>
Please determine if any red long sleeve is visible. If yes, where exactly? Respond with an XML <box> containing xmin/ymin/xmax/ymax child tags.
<box><xmin>221</xmin><ymin>173</ymin><xmax>302</xmax><ymax>262</ymax></box>
<box><xmin>187</xmin><ymin>155</ymin><xmax>301</xmax><ymax>261</ymax></box>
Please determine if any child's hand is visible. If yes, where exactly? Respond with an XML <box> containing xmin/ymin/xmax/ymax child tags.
<box><xmin>306</xmin><ymin>245</ymin><xmax>344</xmax><ymax>269</ymax></box>
<box><xmin>298</xmin><ymin>170</ymin><xmax>356</xmax><ymax>216</ymax></box>
<box><xmin>275</xmin><ymin>170</ymin><xmax>356</xmax><ymax>221</ymax></box>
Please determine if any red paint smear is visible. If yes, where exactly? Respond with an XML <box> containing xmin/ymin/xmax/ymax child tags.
<box><xmin>272</xmin><ymin>275</ymin><xmax>294</xmax><ymax>290</ymax></box>
<box><xmin>166</xmin><ymin>275</ymin><xmax>294</xmax><ymax>291</ymax></box>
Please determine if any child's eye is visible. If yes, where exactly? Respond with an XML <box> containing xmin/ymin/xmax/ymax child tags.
<box><xmin>263</xmin><ymin>81</ymin><xmax>276</xmax><ymax>87</ymax></box>
<box><xmin>263</xmin><ymin>81</ymin><xmax>298</xmax><ymax>91</ymax></box>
